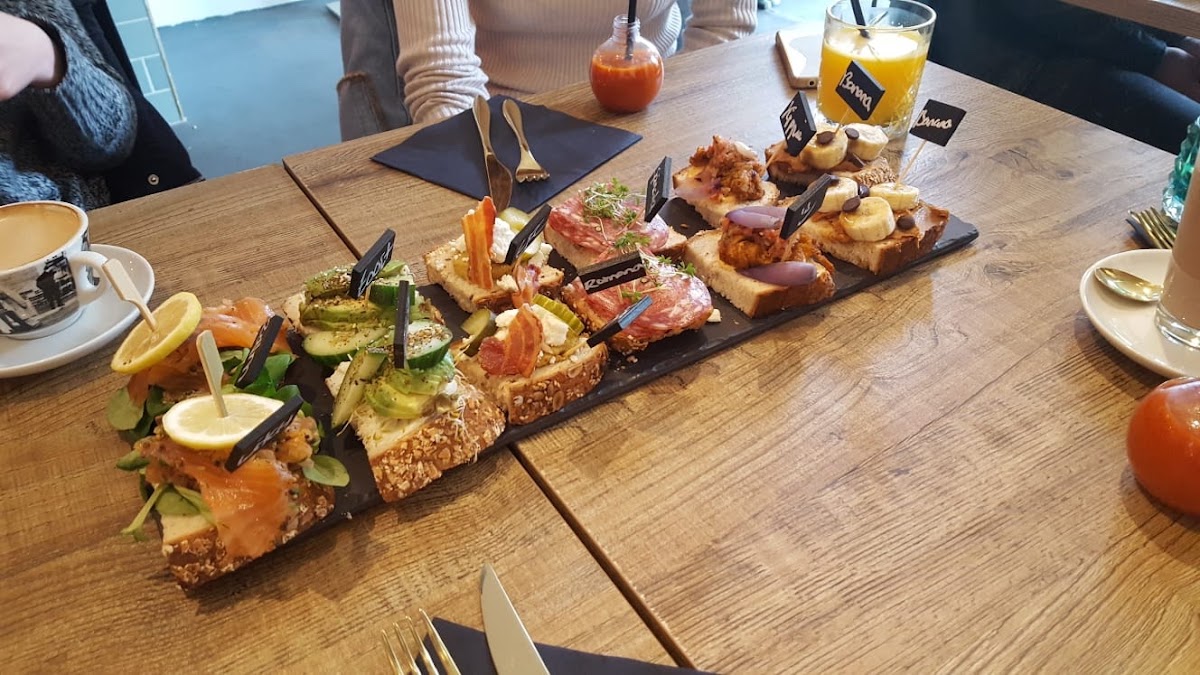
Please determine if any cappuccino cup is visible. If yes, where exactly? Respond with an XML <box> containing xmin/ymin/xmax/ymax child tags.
<box><xmin>0</xmin><ymin>201</ymin><xmax>108</xmax><ymax>340</ymax></box>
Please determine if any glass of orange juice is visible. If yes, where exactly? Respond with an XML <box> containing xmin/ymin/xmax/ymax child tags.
<box><xmin>818</xmin><ymin>0</ymin><xmax>936</xmax><ymax>140</ymax></box>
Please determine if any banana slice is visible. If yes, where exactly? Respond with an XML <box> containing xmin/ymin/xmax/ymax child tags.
<box><xmin>801</xmin><ymin>127</ymin><xmax>848</xmax><ymax>170</ymax></box>
<box><xmin>844</xmin><ymin>124</ymin><xmax>889</xmax><ymax>161</ymax></box>
<box><xmin>840</xmin><ymin>196</ymin><xmax>896</xmax><ymax>242</ymax></box>
<box><xmin>869</xmin><ymin>182</ymin><xmax>920</xmax><ymax>211</ymax></box>
<box><xmin>818</xmin><ymin>177</ymin><xmax>859</xmax><ymax>213</ymax></box>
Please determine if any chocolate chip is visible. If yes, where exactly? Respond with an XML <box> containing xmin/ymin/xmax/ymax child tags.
<box><xmin>846</xmin><ymin>153</ymin><xmax>865</xmax><ymax>169</ymax></box>
<box><xmin>845</xmin><ymin>127</ymin><xmax>860</xmax><ymax>140</ymax></box>
<box><xmin>842</xmin><ymin>196</ymin><xmax>861</xmax><ymax>213</ymax></box>
<box><xmin>857</xmin><ymin>182</ymin><xmax>870</xmax><ymax>198</ymax></box>
<box><xmin>897</xmin><ymin>214</ymin><xmax>917</xmax><ymax>230</ymax></box>
<box><xmin>815</xmin><ymin>131</ymin><xmax>835</xmax><ymax>145</ymax></box>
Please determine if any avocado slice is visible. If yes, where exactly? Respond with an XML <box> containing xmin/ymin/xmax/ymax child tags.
<box><xmin>304</xmin><ymin>266</ymin><xmax>352</xmax><ymax>300</ymax></box>
<box><xmin>300</xmin><ymin>297</ymin><xmax>382</xmax><ymax>329</ymax></box>
<box><xmin>364</xmin><ymin>380</ymin><xmax>433</xmax><ymax>420</ymax></box>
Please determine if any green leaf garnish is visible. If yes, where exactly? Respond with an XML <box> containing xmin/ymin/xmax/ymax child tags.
<box><xmin>121</xmin><ymin>482</ymin><xmax>167</xmax><ymax>542</ymax></box>
<box><xmin>302</xmin><ymin>455</ymin><xmax>350</xmax><ymax>487</ymax></box>
<box><xmin>583</xmin><ymin>180</ymin><xmax>642</xmax><ymax>226</ymax></box>
<box><xmin>619</xmin><ymin>289</ymin><xmax>645</xmax><ymax>302</ymax></box>
<box><xmin>154</xmin><ymin>488</ymin><xmax>200</xmax><ymax>517</ymax></box>
<box><xmin>106</xmin><ymin>388</ymin><xmax>143</xmax><ymax>431</ymax></box>
<box><xmin>115</xmin><ymin>449</ymin><xmax>149</xmax><ymax>471</ymax></box>
<box><xmin>174</xmin><ymin>486</ymin><xmax>215</xmax><ymax>524</ymax></box>
<box><xmin>144</xmin><ymin>387</ymin><xmax>170</xmax><ymax>418</ymax></box>
<box><xmin>613</xmin><ymin>231</ymin><xmax>652</xmax><ymax>253</ymax></box>
<box><xmin>263</xmin><ymin>353</ymin><xmax>295</xmax><ymax>387</ymax></box>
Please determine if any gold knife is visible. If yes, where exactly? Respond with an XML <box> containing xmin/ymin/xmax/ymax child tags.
<box><xmin>472</xmin><ymin>95</ymin><xmax>513</xmax><ymax>212</ymax></box>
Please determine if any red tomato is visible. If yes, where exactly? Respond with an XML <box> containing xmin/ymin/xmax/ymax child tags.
<box><xmin>1127</xmin><ymin>377</ymin><xmax>1200</xmax><ymax>516</ymax></box>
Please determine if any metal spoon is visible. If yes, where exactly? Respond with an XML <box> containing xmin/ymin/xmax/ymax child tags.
<box><xmin>1093</xmin><ymin>267</ymin><xmax>1163</xmax><ymax>303</ymax></box>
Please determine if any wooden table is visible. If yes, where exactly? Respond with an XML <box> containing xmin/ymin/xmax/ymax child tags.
<box><xmin>0</xmin><ymin>167</ymin><xmax>672</xmax><ymax>671</ymax></box>
<box><xmin>287</xmin><ymin>35</ymin><xmax>1198</xmax><ymax>671</ymax></box>
<box><xmin>1063</xmin><ymin>0</ymin><xmax>1200</xmax><ymax>37</ymax></box>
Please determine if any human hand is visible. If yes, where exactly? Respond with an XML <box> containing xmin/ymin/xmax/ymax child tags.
<box><xmin>0</xmin><ymin>12</ymin><xmax>64</xmax><ymax>101</ymax></box>
<box><xmin>1155</xmin><ymin>46</ymin><xmax>1200</xmax><ymax>103</ymax></box>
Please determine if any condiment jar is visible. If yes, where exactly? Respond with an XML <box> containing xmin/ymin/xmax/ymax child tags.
<box><xmin>590</xmin><ymin>15</ymin><xmax>664</xmax><ymax>114</ymax></box>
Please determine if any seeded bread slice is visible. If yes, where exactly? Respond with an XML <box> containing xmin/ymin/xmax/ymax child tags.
<box><xmin>799</xmin><ymin>203</ymin><xmax>950</xmax><ymax>276</ymax></box>
<box><xmin>423</xmin><ymin>241</ymin><xmax>564</xmax><ymax>314</ymax></box>
<box><xmin>543</xmin><ymin>225</ymin><xmax>688</xmax><ymax>270</ymax></box>
<box><xmin>671</xmin><ymin>164</ymin><xmax>782</xmax><ymax>229</ymax></box>
<box><xmin>683</xmin><ymin>231</ymin><xmax>836</xmax><ymax>318</ymax></box>
<box><xmin>326</xmin><ymin>368</ymin><xmax>505</xmax><ymax>502</ymax></box>
<box><xmin>454</xmin><ymin>341</ymin><xmax>608</xmax><ymax>424</ymax></box>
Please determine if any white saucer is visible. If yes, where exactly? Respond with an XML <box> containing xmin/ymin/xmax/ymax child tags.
<box><xmin>1080</xmin><ymin>248</ymin><xmax>1200</xmax><ymax>379</ymax></box>
<box><xmin>0</xmin><ymin>245</ymin><xmax>154</xmax><ymax>378</ymax></box>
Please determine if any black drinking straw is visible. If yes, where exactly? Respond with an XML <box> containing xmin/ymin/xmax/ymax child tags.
<box><xmin>625</xmin><ymin>0</ymin><xmax>637</xmax><ymax>60</ymax></box>
<box><xmin>850</xmin><ymin>0</ymin><xmax>870</xmax><ymax>38</ymax></box>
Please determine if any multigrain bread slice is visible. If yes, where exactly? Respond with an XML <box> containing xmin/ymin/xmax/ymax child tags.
<box><xmin>683</xmin><ymin>231</ymin><xmax>836</xmax><ymax>318</ymax></box>
<box><xmin>326</xmin><ymin>368</ymin><xmax>505</xmax><ymax>502</ymax></box>
<box><xmin>543</xmin><ymin>225</ymin><xmax>688</xmax><ymax>269</ymax></box>
<box><xmin>671</xmin><ymin>164</ymin><xmax>781</xmax><ymax>229</ymax></box>
<box><xmin>454</xmin><ymin>341</ymin><xmax>608</xmax><ymax>424</ymax></box>
<box><xmin>159</xmin><ymin>478</ymin><xmax>334</xmax><ymax>590</ymax></box>
<box><xmin>800</xmin><ymin>203</ymin><xmax>950</xmax><ymax>276</ymax></box>
<box><xmin>423</xmin><ymin>241</ymin><xmax>564</xmax><ymax>313</ymax></box>
<box><xmin>765</xmin><ymin>149</ymin><xmax>896</xmax><ymax>189</ymax></box>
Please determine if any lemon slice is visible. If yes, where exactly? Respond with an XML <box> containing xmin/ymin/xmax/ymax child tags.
<box><xmin>161</xmin><ymin>393</ymin><xmax>284</xmax><ymax>451</ymax></box>
<box><xmin>110</xmin><ymin>292</ymin><xmax>203</xmax><ymax>374</ymax></box>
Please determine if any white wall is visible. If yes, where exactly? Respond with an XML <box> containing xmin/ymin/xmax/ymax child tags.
<box><xmin>146</xmin><ymin>0</ymin><xmax>304</xmax><ymax>27</ymax></box>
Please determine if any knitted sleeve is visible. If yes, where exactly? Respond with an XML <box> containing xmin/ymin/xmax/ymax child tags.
<box><xmin>11</xmin><ymin>0</ymin><xmax>136</xmax><ymax>171</ymax></box>
<box><xmin>682</xmin><ymin>0</ymin><xmax>757</xmax><ymax>52</ymax></box>
<box><xmin>393</xmin><ymin>0</ymin><xmax>490</xmax><ymax>124</ymax></box>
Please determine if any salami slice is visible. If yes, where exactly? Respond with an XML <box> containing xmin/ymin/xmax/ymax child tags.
<box><xmin>549</xmin><ymin>192</ymin><xmax>671</xmax><ymax>258</ymax></box>
<box><xmin>567</xmin><ymin>255</ymin><xmax>712</xmax><ymax>342</ymax></box>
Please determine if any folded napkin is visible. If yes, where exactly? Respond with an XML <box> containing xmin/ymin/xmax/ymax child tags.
<box><xmin>431</xmin><ymin>618</ymin><xmax>713</xmax><ymax>675</ymax></box>
<box><xmin>371</xmin><ymin>96</ymin><xmax>642</xmax><ymax>212</ymax></box>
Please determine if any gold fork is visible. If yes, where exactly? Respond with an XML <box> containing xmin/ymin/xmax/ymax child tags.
<box><xmin>501</xmin><ymin>99</ymin><xmax>550</xmax><ymax>182</ymax></box>
<box><xmin>380</xmin><ymin>610</ymin><xmax>461</xmax><ymax>675</ymax></box>
<box><xmin>1130</xmin><ymin>208</ymin><xmax>1177</xmax><ymax>248</ymax></box>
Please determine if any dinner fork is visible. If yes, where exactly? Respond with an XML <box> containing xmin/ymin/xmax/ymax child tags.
<box><xmin>380</xmin><ymin>610</ymin><xmax>461</xmax><ymax>675</ymax></box>
<box><xmin>501</xmin><ymin>99</ymin><xmax>550</xmax><ymax>182</ymax></box>
<box><xmin>1130</xmin><ymin>207</ymin><xmax>1177</xmax><ymax>248</ymax></box>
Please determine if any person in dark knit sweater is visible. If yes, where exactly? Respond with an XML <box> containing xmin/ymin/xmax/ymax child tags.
<box><xmin>0</xmin><ymin>0</ymin><xmax>136</xmax><ymax>209</ymax></box>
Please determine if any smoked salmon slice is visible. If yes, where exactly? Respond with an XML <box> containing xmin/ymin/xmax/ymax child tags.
<box><xmin>479</xmin><ymin>305</ymin><xmax>542</xmax><ymax>378</ymax></box>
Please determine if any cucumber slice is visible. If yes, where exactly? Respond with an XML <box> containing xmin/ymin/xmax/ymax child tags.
<box><xmin>378</xmin><ymin>260</ymin><xmax>410</xmax><ymax>278</ymax></box>
<box><xmin>303</xmin><ymin>326</ymin><xmax>388</xmax><ymax>368</ymax></box>
<box><xmin>367</xmin><ymin>276</ymin><xmax>418</xmax><ymax>309</ymax></box>
<box><xmin>331</xmin><ymin>347</ymin><xmax>387</xmax><ymax>427</ymax></box>
<box><xmin>532</xmin><ymin>295</ymin><xmax>584</xmax><ymax>337</ymax></box>
<box><xmin>461</xmin><ymin>309</ymin><xmax>498</xmax><ymax>357</ymax></box>
<box><xmin>404</xmin><ymin>319</ymin><xmax>453</xmax><ymax>370</ymax></box>
<box><xmin>498</xmin><ymin>207</ymin><xmax>532</xmax><ymax>230</ymax></box>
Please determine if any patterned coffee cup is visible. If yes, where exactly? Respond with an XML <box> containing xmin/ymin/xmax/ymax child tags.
<box><xmin>0</xmin><ymin>201</ymin><xmax>109</xmax><ymax>340</ymax></box>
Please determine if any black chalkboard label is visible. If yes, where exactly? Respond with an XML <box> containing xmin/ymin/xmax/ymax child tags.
<box><xmin>587</xmin><ymin>295</ymin><xmax>653</xmax><ymax>347</ymax></box>
<box><xmin>781</xmin><ymin>174</ymin><xmax>835</xmax><ymax>239</ymax></box>
<box><xmin>837</xmin><ymin>61</ymin><xmax>885</xmax><ymax>121</ymax></box>
<box><xmin>504</xmin><ymin>204</ymin><xmax>551</xmax><ymax>265</ymax></box>
<box><xmin>909</xmin><ymin>99</ymin><xmax>966</xmax><ymax>146</ymax></box>
<box><xmin>225</xmin><ymin>395</ymin><xmax>304</xmax><ymax>472</ymax></box>
<box><xmin>780</xmin><ymin>91</ymin><xmax>817</xmax><ymax>154</ymax></box>
<box><xmin>349</xmin><ymin>230</ymin><xmax>395</xmax><ymax>299</ymax></box>
<box><xmin>644</xmin><ymin>157</ymin><xmax>672</xmax><ymax>221</ymax></box>
<box><xmin>393</xmin><ymin>279</ymin><xmax>411</xmax><ymax>368</ymax></box>
<box><xmin>577</xmin><ymin>251</ymin><xmax>647</xmax><ymax>294</ymax></box>
<box><xmin>234</xmin><ymin>314</ymin><xmax>284</xmax><ymax>389</ymax></box>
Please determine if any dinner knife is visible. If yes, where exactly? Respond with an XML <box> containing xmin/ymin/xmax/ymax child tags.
<box><xmin>472</xmin><ymin>96</ymin><xmax>514</xmax><ymax>212</ymax></box>
<box><xmin>481</xmin><ymin>563</ymin><xmax>550</xmax><ymax>675</ymax></box>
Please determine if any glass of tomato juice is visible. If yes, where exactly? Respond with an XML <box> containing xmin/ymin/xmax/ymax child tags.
<box><xmin>590</xmin><ymin>15</ymin><xmax>664</xmax><ymax>114</ymax></box>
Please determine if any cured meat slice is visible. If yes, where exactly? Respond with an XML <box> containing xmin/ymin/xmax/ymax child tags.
<box><xmin>565</xmin><ymin>255</ymin><xmax>712</xmax><ymax>343</ymax></box>
<box><xmin>548</xmin><ymin>190</ymin><xmax>671</xmax><ymax>258</ymax></box>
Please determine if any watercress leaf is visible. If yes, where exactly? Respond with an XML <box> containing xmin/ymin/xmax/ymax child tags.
<box><xmin>242</xmin><ymin>380</ymin><xmax>271</xmax><ymax>396</ymax></box>
<box><xmin>272</xmin><ymin>384</ymin><xmax>302</xmax><ymax>404</ymax></box>
<box><xmin>303</xmin><ymin>455</ymin><xmax>350</xmax><ymax>487</ymax></box>
<box><xmin>120</xmin><ymin>410</ymin><xmax>155</xmax><ymax>444</ymax></box>
<box><xmin>145</xmin><ymin>387</ymin><xmax>171</xmax><ymax>418</ymax></box>
<box><xmin>264</xmin><ymin>353</ymin><xmax>295</xmax><ymax>384</ymax></box>
<box><xmin>106</xmin><ymin>388</ymin><xmax>144</xmax><ymax>431</ymax></box>
<box><xmin>302</xmin><ymin>401</ymin><xmax>314</xmax><ymax>419</ymax></box>
<box><xmin>121</xmin><ymin>483</ymin><xmax>166</xmax><ymax>541</ymax></box>
<box><xmin>154</xmin><ymin>488</ymin><xmax>200</xmax><ymax>517</ymax></box>
<box><xmin>174</xmin><ymin>486</ymin><xmax>215</xmax><ymax>524</ymax></box>
<box><xmin>115</xmin><ymin>449</ymin><xmax>149</xmax><ymax>471</ymax></box>
<box><xmin>221</xmin><ymin>348</ymin><xmax>249</xmax><ymax>376</ymax></box>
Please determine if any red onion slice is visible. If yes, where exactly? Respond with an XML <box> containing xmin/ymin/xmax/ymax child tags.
<box><xmin>727</xmin><ymin>205</ymin><xmax>787</xmax><ymax>229</ymax></box>
<box><xmin>739</xmin><ymin>262</ymin><xmax>820</xmax><ymax>286</ymax></box>
<box><xmin>673</xmin><ymin>180</ymin><xmax>711</xmax><ymax>204</ymax></box>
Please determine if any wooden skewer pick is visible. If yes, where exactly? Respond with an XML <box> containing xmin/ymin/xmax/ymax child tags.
<box><xmin>196</xmin><ymin>330</ymin><xmax>228</xmax><ymax>418</ymax></box>
<box><xmin>896</xmin><ymin>139</ymin><xmax>928</xmax><ymax>187</ymax></box>
<box><xmin>102</xmin><ymin>259</ymin><xmax>156</xmax><ymax>331</ymax></box>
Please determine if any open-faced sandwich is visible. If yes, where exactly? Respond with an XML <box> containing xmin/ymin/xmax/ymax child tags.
<box><xmin>684</xmin><ymin>206</ymin><xmax>836</xmax><ymax>318</ymax></box>
<box><xmin>797</xmin><ymin>177</ymin><xmax>950</xmax><ymax>276</ymax></box>
<box><xmin>119</xmin><ymin>392</ymin><xmax>340</xmax><ymax>590</ymax></box>
<box><xmin>454</xmin><ymin>266</ymin><xmax>607</xmax><ymax>424</ymax></box>
<box><xmin>562</xmin><ymin>251</ymin><xmax>713</xmax><ymax>353</ymax></box>
<box><xmin>765</xmin><ymin>123</ymin><xmax>895</xmax><ymax>188</ymax></box>
<box><xmin>322</xmin><ymin>308</ymin><xmax>505</xmax><ymax>503</ymax></box>
<box><xmin>672</xmin><ymin>136</ymin><xmax>780</xmax><ymax>228</ymax></box>
<box><xmin>424</xmin><ymin>197</ymin><xmax>564</xmax><ymax>313</ymax></box>
<box><xmin>546</xmin><ymin>179</ymin><xmax>687</xmax><ymax>268</ymax></box>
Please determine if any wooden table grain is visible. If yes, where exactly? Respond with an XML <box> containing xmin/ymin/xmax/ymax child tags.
<box><xmin>0</xmin><ymin>167</ymin><xmax>672</xmax><ymax>672</ymax></box>
<box><xmin>1063</xmin><ymin>0</ymin><xmax>1200</xmax><ymax>37</ymax></box>
<box><xmin>290</xmin><ymin>35</ymin><xmax>1198</xmax><ymax>671</ymax></box>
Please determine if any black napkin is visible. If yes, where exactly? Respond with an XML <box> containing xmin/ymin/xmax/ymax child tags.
<box><xmin>371</xmin><ymin>96</ymin><xmax>642</xmax><ymax>212</ymax></box>
<box><xmin>430</xmin><ymin>618</ymin><xmax>714</xmax><ymax>675</ymax></box>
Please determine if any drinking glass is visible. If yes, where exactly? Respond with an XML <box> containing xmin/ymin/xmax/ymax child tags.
<box><xmin>818</xmin><ymin>0</ymin><xmax>936</xmax><ymax>140</ymax></box>
<box><xmin>1157</xmin><ymin>160</ymin><xmax>1200</xmax><ymax>347</ymax></box>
